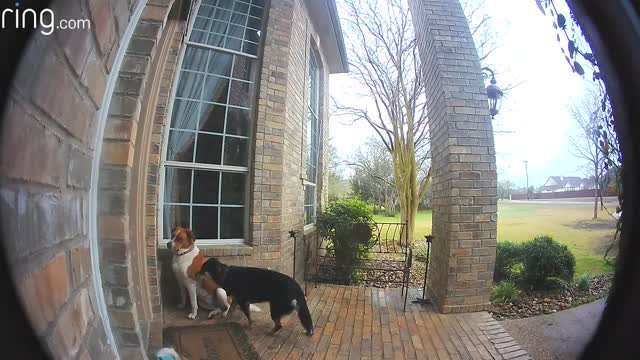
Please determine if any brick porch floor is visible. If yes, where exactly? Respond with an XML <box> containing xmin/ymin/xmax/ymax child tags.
<box><xmin>164</xmin><ymin>284</ymin><xmax>530</xmax><ymax>360</ymax></box>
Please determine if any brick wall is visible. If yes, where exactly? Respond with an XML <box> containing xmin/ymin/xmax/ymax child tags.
<box><xmin>409</xmin><ymin>0</ymin><xmax>498</xmax><ymax>313</ymax></box>
<box><xmin>0</xmin><ymin>0</ymin><xmax>184</xmax><ymax>358</ymax></box>
<box><xmin>179</xmin><ymin>0</ymin><xmax>333</xmax><ymax>277</ymax></box>
<box><xmin>0</xmin><ymin>0</ymin><xmax>141</xmax><ymax>357</ymax></box>
<box><xmin>1</xmin><ymin>0</ymin><xmax>335</xmax><ymax>356</ymax></box>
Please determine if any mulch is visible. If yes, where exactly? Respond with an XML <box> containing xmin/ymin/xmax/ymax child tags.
<box><xmin>490</xmin><ymin>274</ymin><xmax>613</xmax><ymax>320</ymax></box>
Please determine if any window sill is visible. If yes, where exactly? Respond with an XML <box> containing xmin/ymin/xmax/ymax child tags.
<box><xmin>303</xmin><ymin>224</ymin><xmax>317</xmax><ymax>235</ymax></box>
<box><xmin>158</xmin><ymin>244</ymin><xmax>254</xmax><ymax>258</ymax></box>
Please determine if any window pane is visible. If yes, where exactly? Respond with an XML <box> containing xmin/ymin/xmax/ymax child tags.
<box><xmin>190</xmin><ymin>30</ymin><xmax>208</xmax><ymax>44</ymax></box>
<box><xmin>214</xmin><ymin>8</ymin><xmax>231</xmax><ymax>21</ymax></box>
<box><xmin>167</xmin><ymin>130</ymin><xmax>195</xmax><ymax>162</ymax></box>
<box><xmin>247</xmin><ymin>16</ymin><xmax>261</xmax><ymax>30</ymax></box>
<box><xmin>182</xmin><ymin>47</ymin><xmax>208</xmax><ymax>72</ymax></box>
<box><xmin>193</xmin><ymin>16</ymin><xmax>211</xmax><ymax>31</ymax></box>
<box><xmin>203</xmin><ymin>75</ymin><xmax>229</xmax><ymax>104</ymax></box>
<box><xmin>199</xmin><ymin>4</ymin><xmax>215</xmax><ymax>17</ymax></box>
<box><xmin>226</xmin><ymin>107</ymin><xmax>250</xmax><ymax>136</ymax></box>
<box><xmin>232</xmin><ymin>56</ymin><xmax>253</xmax><ymax>81</ymax></box>
<box><xmin>253</xmin><ymin>0</ymin><xmax>265</xmax><ymax>7</ymax></box>
<box><xmin>176</xmin><ymin>71</ymin><xmax>203</xmax><ymax>100</ymax></box>
<box><xmin>207</xmin><ymin>51</ymin><xmax>233</xmax><ymax>76</ymax></box>
<box><xmin>229</xmin><ymin>80</ymin><xmax>250</xmax><ymax>107</ymax></box>
<box><xmin>170</xmin><ymin>99</ymin><xmax>199</xmax><ymax>130</ymax></box>
<box><xmin>195</xmin><ymin>133</ymin><xmax>223</xmax><ymax>164</ymax></box>
<box><xmin>164</xmin><ymin>167</ymin><xmax>192</xmax><ymax>203</ymax></box>
<box><xmin>164</xmin><ymin>205</ymin><xmax>190</xmax><ymax>239</ymax></box>
<box><xmin>242</xmin><ymin>41</ymin><xmax>259</xmax><ymax>56</ymax></box>
<box><xmin>233</xmin><ymin>1</ymin><xmax>249</xmax><ymax>13</ymax></box>
<box><xmin>223</xmin><ymin>137</ymin><xmax>248</xmax><ymax>166</ymax></box>
<box><xmin>304</xmin><ymin>184</ymin><xmax>316</xmax><ymax>225</ymax></box>
<box><xmin>230</xmin><ymin>13</ymin><xmax>247</xmax><ymax>26</ymax></box>
<box><xmin>220</xmin><ymin>172</ymin><xmax>245</xmax><ymax>205</ymax></box>
<box><xmin>220</xmin><ymin>207</ymin><xmax>244</xmax><ymax>239</ymax></box>
<box><xmin>217</xmin><ymin>0</ymin><xmax>233</xmax><ymax>10</ymax></box>
<box><xmin>192</xmin><ymin>206</ymin><xmax>219</xmax><ymax>239</ymax></box>
<box><xmin>199</xmin><ymin>103</ymin><xmax>226</xmax><ymax>133</ymax></box>
<box><xmin>210</xmin><ymin>21</ymin><xmax>228</xmax><ymax>35</ymax></box>
<box><xmin>207</xmin><ymin>32</ymin><xmax>226</xmax><ymax>48</ymax></box>
<box><xmin>249</xmin><ymin>5</ymin><xmax>263</xmax><ymax>18</ymax></box>
<box><xmin>244</xmin><ymin>27</ymin><xmax>259</xmax><ymax>43</ymax></box>
<box><xmin>193</xmin><ymin>170</ymin><xmax>220</xmax><ymax>204</ymax></box>
<box><xmin>225</xmin><ymin>37</ymin><xmax>243</xmax><ymax>51</ymax></box>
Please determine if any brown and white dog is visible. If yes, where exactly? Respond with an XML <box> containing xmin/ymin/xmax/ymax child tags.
<box><xmin>167</xmin><ymin>227</ymin><xmax>259</xmax><ymax>319</ymax></box>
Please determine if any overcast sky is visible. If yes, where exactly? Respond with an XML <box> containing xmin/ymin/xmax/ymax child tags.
<box><xmin>329</xmin><ymin>0</ymin><xmax>596</xmax><ymax>189</ymax></box>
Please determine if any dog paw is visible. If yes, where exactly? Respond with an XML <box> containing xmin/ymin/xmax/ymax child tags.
<box><xmin>208</xmin><ymin>309</ymin><xmax>222</xmax><ymax>319</ymax></box>
<box><xmin>304</xmin><ymin>329</ymin><xmax>314</xmax><ymax>337</ymax></box>
<box><xmin>188</xmin><ymin>312</ymin><xmax>197</xmax><ymax>320</ymax></box>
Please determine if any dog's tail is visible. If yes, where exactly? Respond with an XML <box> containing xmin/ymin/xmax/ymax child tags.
<box><xmin>292</xmin><ymin>291</ymin><xmax>313</xmax><ymax>336</ymax></box>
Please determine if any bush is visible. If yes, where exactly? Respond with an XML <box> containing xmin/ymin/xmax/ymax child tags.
<box><xmin>494</xmin><ymin>242</ymin><xmax>525</xmax><ymax>282</ymax></box>
<box><xmin>317</xmin><ymin>198</ymin><xmax>375</xmax><ymax>284</ymax></box>
<box><xmin>491</xmin><ymin>282</ymin><xmax>519</xmax><ymax>304</ymax></box>
<box><xmin>521</xmin><ymin>236</ymin><xmax>576</xmax><ymax>289</ymax></box>
<box><xmin>577</xmin><ymin>272</ymin><xmax>593</xmax><ymax>291</ymax></box>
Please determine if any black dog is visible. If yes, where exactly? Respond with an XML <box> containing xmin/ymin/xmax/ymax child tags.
<box><xmin>199</xmin><ymin>257</ymin><xmax>314</xmax><ymax>336</ymax></box>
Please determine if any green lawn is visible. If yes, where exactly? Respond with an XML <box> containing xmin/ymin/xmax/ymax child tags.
<box><xmin>373</xmin><ymin>200</ymin><xmax>616</xmax><ymax>277</ymax></box>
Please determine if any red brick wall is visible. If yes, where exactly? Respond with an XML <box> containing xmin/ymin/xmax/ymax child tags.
<box><xmin>0</xmin><ymin>0</ymin><xmax>138</xmax><ymax>357</ymax></box>
<box><xmin>0</xmin><ymin>0</ymin><xmax>179</xmax><ymax>358</ymax></box>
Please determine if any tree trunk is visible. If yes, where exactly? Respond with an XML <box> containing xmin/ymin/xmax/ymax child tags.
<box><xmin>394</xmin><ymin>143</ymin><xmax>420</xmax><ymax>246</ymax></box>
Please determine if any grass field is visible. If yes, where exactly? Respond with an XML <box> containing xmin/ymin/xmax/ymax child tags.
<box><xmin>373</xmin><ymin>200</ymin><xmax>617</xmax><ymax>277</ymax></box>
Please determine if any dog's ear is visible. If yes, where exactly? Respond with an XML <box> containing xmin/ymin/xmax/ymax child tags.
<box><xmin>185</xmin><ymin>229</ymin><xmax>195</xmax><ymax>243</ymax></box>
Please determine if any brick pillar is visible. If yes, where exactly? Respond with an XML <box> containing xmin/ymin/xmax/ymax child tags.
<box><xmin>409</xmin><ymin>0</ymin><xmax>498</xmax><ymax>313</ymax></box>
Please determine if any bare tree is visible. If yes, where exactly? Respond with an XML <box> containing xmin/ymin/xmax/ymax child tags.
<box><xmin>335</xmin><ymin>0</ymin><xmax>430</xmax><ymax>243</ymax></box>
<box><xmin>568</xmin><ymin>91</ymin><xmax>604</xmax><ymax>219</ymax></box>
<box><xmin>461</xmin><ymin>0</ymin><xmax>499</xmax><ymax>66</ymax></box>
<box><xmin>348</xmin><ymin>137</ymin><xmax>398</xmax><ymax>214</ymax></box>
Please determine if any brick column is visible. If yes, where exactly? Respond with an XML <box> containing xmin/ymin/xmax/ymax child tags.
<box><xmin>409</xmin><ymin>0</ymin><xmax>498</xmax><ymax>313</ymax></box>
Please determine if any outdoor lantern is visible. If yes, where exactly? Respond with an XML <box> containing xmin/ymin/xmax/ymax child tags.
<box><xmin>482</xmin><ymin>67</ymin><xmax>503</xmax><ymax>119</ymax></box>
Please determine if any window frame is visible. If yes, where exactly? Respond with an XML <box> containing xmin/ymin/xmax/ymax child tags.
<box><xmin>159</xmin><ymin>0</ymin><xmax>263</xmax><ymax>246</ymax></box>
<box><xmin>304</xmin><ymin>49</ymin><xmax>321</xmax><ymax>227</ymax></box>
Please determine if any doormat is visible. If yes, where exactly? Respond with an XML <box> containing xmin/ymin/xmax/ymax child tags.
<box><xmin>163</xmin><ymin>323</ymin><xmax>260</xmax><ymax>360</ymax></box>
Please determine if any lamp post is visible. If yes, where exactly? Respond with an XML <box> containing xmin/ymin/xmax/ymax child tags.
<box><xmin>481</xmin><ymin>67</ymin><xmax>503</xmax><ymax>119</ymax></box>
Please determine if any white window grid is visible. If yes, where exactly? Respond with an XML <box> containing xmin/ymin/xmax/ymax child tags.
<box><xmin>304</xmin><ymin>51</ymin><xmax>321</xmax><ymax>225</ymax></box>
<box><xmin>160</xmin><ymin>0</ymin><xmax>264</xmax><ymax>245</ymax></box>
<box><xmin>188</xmin><ymin>0</ymin><xmax>264</xmax><ymax>57</ymax></box>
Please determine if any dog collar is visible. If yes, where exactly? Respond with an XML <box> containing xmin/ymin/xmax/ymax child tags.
<box><xmin>176</xmin><ymin>245</ymin><xmax>195</xmax><ymax>256</ymax></box>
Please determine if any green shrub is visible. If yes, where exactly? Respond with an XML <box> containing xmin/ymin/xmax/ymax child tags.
<box><xmin>491</xmin><ymin>282</ymin><xmax>519</xmax><ymax>304</ymax></box>
<box><xmin>577</xmin><ymin>272</ymin><xmax>593</xmax><ymax>291</ymax></box>
<box><xmin>317</xmin><ymin>198</ymin><xmax>375</xmax><ymax>283</ymax></box>
<box><xmin>521</xmin><ymin>236</ymin><xmax>576</xmax><ymax>289</ymax></box>
<box><xmin>494</xmin><ymin>242</ymin><xmax>525</xmax><ymax>282</ymax></box>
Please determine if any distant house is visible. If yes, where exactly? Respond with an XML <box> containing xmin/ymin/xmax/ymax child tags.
<box><xmin>540</xmin><ymin>176</ymin><xmax>596</xmax><ymax>192</ymax></box>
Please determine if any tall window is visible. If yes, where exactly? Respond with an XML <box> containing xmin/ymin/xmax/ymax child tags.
<box><xmin>162</xmin><ymin>0</ymin><xmax>264</xmax><ymax>244</ymax></box>
<box><xmin>304</xmin><ymin>51</ymin><xmax>320</xmax><ymax>225</ymax></box>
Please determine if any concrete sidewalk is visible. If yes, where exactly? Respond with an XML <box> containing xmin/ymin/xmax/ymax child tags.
<box><xmin>500</xmin><ymin>299</ymin><xmax>605</xmax><ymax>360</ymax></box>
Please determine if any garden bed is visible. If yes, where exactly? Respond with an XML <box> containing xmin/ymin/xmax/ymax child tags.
<box><xmin>490</xmin><ymin>274</ymin><xmax>612</xmax><ymax>320</ymax></box>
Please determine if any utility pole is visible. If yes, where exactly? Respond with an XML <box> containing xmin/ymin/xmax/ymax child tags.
<box><xmin>523</xmin><ymin>160</ymin><xmax>530</xmax><ymax>200</ymax></box>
